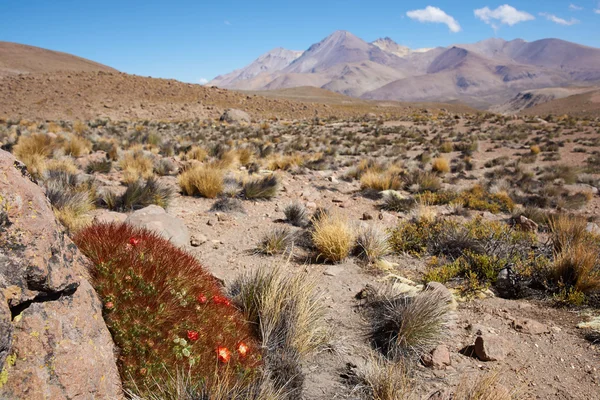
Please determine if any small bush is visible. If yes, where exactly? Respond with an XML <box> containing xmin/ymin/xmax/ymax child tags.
<box><xmin>311</xmin><ymin>214</ymin><xmax>355</xmax><ymax>263</ymax></box>
<box><xmin>178</xmin><ymin>165</ymin><xmax>224</xmax><ymax>198</ymax></box>
<box><xmin>256</xmin><ymin>227</ymin><xmax>294</xmax><ymax>256</ymax></box>
<box><xmin>404</xmin><ymin>171</ymin><xmax>441</xmax><ymax>193</ymax></box>
<box><xmin>62</xmin><ymin>134</ymin><xmax>91</xmax><ymax>157</ymax></box>
<box><xmin>242</xmin><ymin>175</ymin><xmax>280</xmax><ymax>200</ymax></box>
<box><xmin>154</xmin><ymin>158</ymin><xmax>177</xmax><ymax>176</ymax></box>
<box><xmin>440</xmin><ymin>142</ymin><xmax>453</xmax><ymax>153</ymax></box>
<box><xmin>551</xmin><ymin>244</ymin><xmax>600</xmax><ymax>295</ymax></box>
<box><xmin>431</xmin><ymin>158</ymin><xmax>450</xmax><ymax>174</ymax></box>
<box><xmin>364</xmin><ymin>288</ymin><xmax>451</xmax><ymax>360</ymax></box>
<box><xmin>44</xmin><ymin>171</ymin><xmax>96</xmax><ymax>232</ymax></box>
<box><xmin>184</xmin><ymin>146</ymin><xmax>208</xmax><ymax>162</ymax></box>
<box><xmin>74</xmin><ymin>224</ymin><xmax>260</xmax><ymax>394</ymax></box>
<box><xmin>530</xmin><ymin>145</ymin><xmax>541</xmax><ymax>155</ymax></box>
<box><xmin>284</xmin><ymin>202</ymin><xmax>307</xmax><ymax>227</ymax></box>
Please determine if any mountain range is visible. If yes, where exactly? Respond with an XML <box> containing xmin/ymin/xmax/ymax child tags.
<box><xmin>209</xmin><ymin>31</ymin><xmax>600</xmax><ymax>109</ymax></box>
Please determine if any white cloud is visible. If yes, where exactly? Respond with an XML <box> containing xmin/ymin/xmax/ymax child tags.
<box><xmin>595</xmin><ymin>8</ymin><xmax>600</xmax><ymax>14</ymax></box>
<box><xmin>224</xmin><ymin>20</ymin><xmax>231</xmax><ymax>25</ymax></box>
<box><xmin>198</xmin><ymin>78</ymin><xmax>208</xmax><ymax>85</ymax></box>
<box><xmin>569</xmin><ymin>4</ymin><xmax>583</xmax><ymax>11</ymax></box>
<box><xmin>474</xmin><ymin>4</ymin><xmax>535</xmax><ymax>28</ymax></box>
<box><xmin>406</xmin><ymin>6</ymin><xmax>462</xmax><ymax>33</ymax></box>
<box><xmin>540</xmin><ymin>12</ymin><xmax>579</xmax><ymax>26</ymax></box>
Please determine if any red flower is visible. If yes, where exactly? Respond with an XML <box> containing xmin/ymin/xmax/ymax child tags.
<box><xmin>197</xmin><ymin>294</ymin><xmax>207</xmax><ymax>304</ymax></box>
<box><xmin>129</xmin><ymin>237</ymin><xmax>141</xmax><ymax>246</ymax></box>
<box><xmin>105</xmin><ymin>301</ymin><xmax>114</xmax><ymax>310</ymax></box>
<box><xmin>237</xmin><ymin>342</ymin><xmax>249</xmax><ymax>357</ymax></box>
<box><xmin>187</xmin><ymin>330</ymin><xmax>199</xmax><ymax>341</ymax></box>
<box><xmin>213</xmin><ymin>295</ymin><xmax>231</xmax><ymax>306</ymax></box>
<box><xmin>217</xmin><ymin>346</ymin><xmax>231</xmax><ymax>363</ymax></box>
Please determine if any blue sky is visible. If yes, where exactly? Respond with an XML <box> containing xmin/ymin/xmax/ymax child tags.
<box><xmin>1</xmin><ymin>1</ymin><xmax>599</xmax><ymax>83</ymax></box>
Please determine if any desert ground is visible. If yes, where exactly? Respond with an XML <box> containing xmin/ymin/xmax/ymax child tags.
<box><xmin>2</xmin><ymin>106</ymin><xmax>600</xmax><ymax>400</ymax></box>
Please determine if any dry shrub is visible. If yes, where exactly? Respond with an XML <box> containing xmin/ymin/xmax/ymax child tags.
<box><xmin>552</xmin><ymin>244</ymin><xmax>600</xmax><ymax>294</ymax></box>
<box><xmin>120</xmin><ymin>149</ymin><xmax>155</xmax><ymax>183</ymax></box>
<box><xmin>105</xmin><ymin>178</ymin><xmax>174</xmax><ymax>211</ymax></box>
<box><xmin>44</xmin><ymin>171</ymin><xmax>96</xmax><ymax>232</ymax></box>
<box><xmin>431</xmin><ymin>158</ymin><xmax>450</xmax><ymax>174</ymax></box>
<box><xmin>283</xmin><ymin>202</ymin><xmax>307</xmax><ymax>227</ymax></box>
<box><xmin>46</xmin><ymin>157</ymin><xmax>79</xmax><ymax>174</ymax></box>
<box><xmin>178</xmin><ymin>165</ymin><xmax>224</xmax><ymax>198</ymax></box>
<box><xmin>185</xmin><ymin>146</ymin><xmax>208</xmax><ymax>162</ymax></box>
<box><xmin>74</xmin><ymin>223</ymin><xmax>261</xmax><ymax>394</ymax></box>
<box><xmin>266</xmin><ymin>154</ymin><xmax>303</xmax><ymax>171</ymax></box>
<box><xmin>530</xmin><ymin>145</ymin><xmax>541</xmax><ymax>155</ymax></box>
<box><xmin>311</xmin><ymin>214</ymin><xmax>355</xmax><ymax>263</ymax></box>
<box><xmin>364</xmin><ymin>288</ymin><xmax>452</xmax><ymax>360</ymax></box>
<box><xmin>548</xmin><ymin>214</ymin><xmax>588</xmax><ymax>253</ymax></box>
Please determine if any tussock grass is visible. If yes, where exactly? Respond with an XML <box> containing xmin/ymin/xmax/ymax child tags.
<box><xmin>210</xmin><ymin>197</ymin><xmax>245</xmax><ymax>213</ymax></box>
<box><xmin>311</xmin><ymin>214</ymin><xmax>355</xmax><ymax>263</ymax></box>
<box><xmin>184</xmin><ymin>146</ymin><xmax>208</xmax><ymax>162</ymax></box>
<box><xmin>364</xmin><ymin>288</ymin><xmax>451</xmax><ymax>360</ymax></box>
<box><xmin>552</xmin><ymin>244</ymin><xmax>600</xmax><ymax>295</ymax></box>
<box><xmin>453</xmin><ymin>370</ymin><xmax>516</xmax><ymax>400</ymax></box>
<box><xmin>86</xmin><ymin>159</ymin><xmax>112</xmax><ymax>174</ymax></box>
<box><xmin>119</xmin><ymin>149</ymin><xmax>155</xmax><ymax>183</ymax></box>
<box><xmin>13</xmin><ymin>133</ymin><xmax>55</xmax><ymax>178</ymax></box>
<box><xmin>178</xmin><ymin>165</ymin><xmax>224</xmax><ymax>198</ymax></box>
<box><xmin>353</xmin><ymin>355</ymin><xmax>413</xmax><ymax>400</ymax></box>
<box><xmin>355</xmin><ymin>225</ymin><xmax>391</xmax><ymax>264</ymax></box>
<box><xmin>431</xmin><ymin>158</ymin><xmax>450</xmax><ymax>174</ymax></box>
<box><xmin>105</xmin><ymin>178</ymin><xmax>174</xmax><ymax>211</ymax></box>
<box><xmin>360</xmin><ymin>171</ymin><xmax>402</xmax><ymax>191</ymax></box>
<box><xmin>284</xmin><ymin>202</ymin><xmax>307</xmax><ymax>227</ymax></box>
<box><xmin>44</xmin><ymin>171</ymin><xmax>96</xmax><ymax>232</ymax></box>
<box><xmin>256</xmin><ymin>227</ymin><xmax>294</xmax><ymax>256</ymax></box>
<box><xmin>382</xmin><ymin>192</ymin><xmax>416</xmax><ymax>213</ymax></box>
<box><xmin>229</xmin><ymin>267</ymin><xmax>327</xmax><ymax>397</ymax></box>
<box><xmin>242</xmin><ymin>175</ymin><xmax>280</xmax><ymax>200</ymax></box>
<box><xmin>61</xmin><ymin>134</ymin><xmax>91</xmax><ymax>157</ymax></box>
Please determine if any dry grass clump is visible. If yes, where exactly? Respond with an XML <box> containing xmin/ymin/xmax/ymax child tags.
<box><xmin>178</xmin><ymin>165</ymin><xmax>224</xmax><ymax>198</ymax></box>
<box><xmin>242</xmin><ymin>175</ymin><xmax>280</xmax><ymax>200</ymax></box>
<box><xmin>355</xmin><ymin>225</ymin><xmax>391</xmax><ymax>264</ymax></box>
<box><xmin>360</xmin><ymin>170</ymin><xmax>402</xmax><ymax>191</ymax></box>
<box><xmin>229</xmin><ymin>267</ymin><xmax>327</xmax><ymax>398</ymax></box>
<box><xmin>86</xmin><ymin>159</ymin><xmax>112</xmax><ymax>174</ymax></box>
<box><xmin>266</xmin><ymin>154</ymin><xmax>304</xmax><ymax>171</ymax></box>
<box><xmin>453</xmin><ymin>370</ymin><xmax>516</xmax><ymax>400</ymax></box>
<box><xmin>13</xmin><ymin>133</ymin><xmax>56</xmax><ymax>178</ymax></box>
<box><xmin>382</xmin><ymin>192</ymin><xmax>417</xmax><ymax>213</ymax></box>
<box><xmin>352</xmin><ymin>355</ymin><xmax>413</xmax><ymax>400</ymax></box>
<box><xmin>74</xmin><ymin>223</ymin><xmax>261</xmax><ymax>395</ymax></box>
<box><xmin>184</xmin><ymin>146</ymin><xmax>208</xmax><ymax>162</ymax></box>
<box><xmin>548</xmin><ymin>214</ymin><xmax>588</xmax><ymax>253</ymax></box>
<box><xmin>210</xmin><ymin>197</ymin><xmax>246</xmax><ymax>213</ymax></box>
<box><xmin>104</xmin><ymin>178</ymin><xmax>173</xmax><ymax>211</ymax></box>
<box><xmin>256</xmin><ymin>227</ymin><xmax>294</xmax><ymax>256</ymax></box>
<box><xmin>61</xmin><ymin>134</ymin><xmax>92</xmax><ymax>157</ymax></box>
<box><xmin>364</xmin><ymin>287</ymin><xmax>452</xmax><ymax>360</ymax></box>
<box><xmin>311</xmin><ymin>214</ymin><xmax>355</xmax><ymax>263</ymax></box>
<box><xmin>530</xmin><ymin>145</ymin><xmax>541</xmax><ymax>155</ymax></box>
<box><xmin>119</xmin><ymin>149</ymin><xmax>155</xmax><ymax>183</ymax></box>
<box><xmin>46</xmin><ymin>157</ymin><xmax>79</xmax><ymax>174</ymax></box>
<box><xmin>44</xmin><ymin>170</ymin><xmax>96</xmax><ymax>232</ymax></box>
<box><xmin>284</xmin><ymin>202</ymin><xmax>307</xmax><ymax>227</ymax></box>
<box><xmin>431</xmin><ymin>158</ymin><xmax>450</xmax><ymax>174</ymax></box>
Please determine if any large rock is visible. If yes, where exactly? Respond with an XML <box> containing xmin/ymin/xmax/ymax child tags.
<box><xmin>219</xmin><ymin>108</ymin><xmax>251</xmax><ymax>124</ymax></box>
<box><xmin>125</xmin><ymin>205</ymin><xmax>190</xmax><ymax>247</ymax></box>
<box><xmin>474</xmin><ymin>335</ymin><xmax>509</xmax><ymax>361</ymax></box>
<box><xmin>0</xmin><ymin>151</ymin><xmax>121</xmax><ymax>399</ymax></box>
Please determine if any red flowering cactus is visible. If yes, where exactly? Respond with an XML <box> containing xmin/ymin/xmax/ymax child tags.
<box><xmin>74</xmin><ymin>223</ymin><xmax>260</xmax><ymax>391</ymax></box>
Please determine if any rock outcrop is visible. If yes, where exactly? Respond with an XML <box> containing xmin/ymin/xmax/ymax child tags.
<box><xmin>125</xmin><ymin>205</ymin><xmax>190</xmax><ymax>248</ymax></box>
<box><xmin>0</xmin><ymin>150</ymin><xmax>121</xmax><ymax>399</ymax></box>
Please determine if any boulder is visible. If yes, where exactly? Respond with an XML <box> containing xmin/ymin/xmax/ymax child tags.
<box><xmin>220</xmin><ymin>108</ymin><xmax>251</xmax><ymax>124</ymax></box>
<box><xmin>514</xmin><ymin>215</ymin><xmax>538</xmax><ymax>232</ymax></box>
<box><xmin>93</xmin><ymin>210</ymin><xmax>127</xmax><ymax>224</ymax></box>
<box><xmin>474</xmin><ymin>335</ymin><xmax>509</xmax><ymax>361</ymax></box>
<box><xmin>125</xmin><ymin>205</ymin><xmax>190</xmax><ymax>248</ymax></box>
<box><xmin>422</xmin><ymin>345</ymin><xmax>451</xmax><ymax>369</ymax></box>
<box><xmin>0</xmin><ymin>150</ymin><xmax>121</xmax><ymax>399</ymax></box>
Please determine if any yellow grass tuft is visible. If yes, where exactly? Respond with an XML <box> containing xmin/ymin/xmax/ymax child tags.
<box><xmin>311</xmin><ymin>214</ymin><xmax>355</xmax><ymax>263</ymax></box>
<box><xmin>431</xmin><ymin>157</ymin><xmax>450</xmax><ymax>174</ymax></box>
<box><xmin>119</xmin><ymin>150</ymin><xmax>154</xmax><ymax>183</ymax></box>
<box><xmin>178</xmin><ymin>165</ymin><xmax>224</xmax><ymax>198</ymax></box>
<box><xmin>13</xmin><ymin>133</ymin><xmax>56</xmax><ymax>178</ymax></box>
<box><xmin>530</xmin><ymin>145</ymin><xmax>541</xmax><ymax>155</ymax></box>
<box><xmin>360</xmin><ymin>170</ymin><xmax>402</xmax><ymax>191</ymax></box>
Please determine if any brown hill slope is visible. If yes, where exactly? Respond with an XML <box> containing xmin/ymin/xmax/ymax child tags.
<box><xmin>0</xmin><ymin>41</ymin><xmax>116</xmax><ymax>77</ymax></box>
<box><xmin>519</xmin><ymin>88</ymin><xmax>600</xmax><ymax>117</ymax></box>
<box><xmin>0</xmin><ymin>71</ymin><xmax>475</xmax><ymax>121</ymax></box>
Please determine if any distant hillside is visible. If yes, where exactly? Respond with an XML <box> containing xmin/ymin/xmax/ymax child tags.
<box><xmin>0</xmin><ymin>41</ymin><xmax>116</xmax><ymax>77</ymax></box>
<box><xmin>519</xmin><ymin>88</ymin><xmax>600</xmax><ymax>117</ymax></box>
<box><xmin>209</xmin><ymin>31</ymin><xmax>600</xmax><ymax>110</ymax></box>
